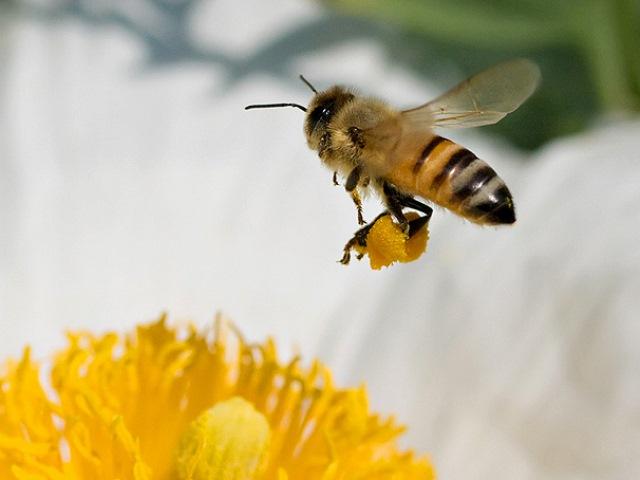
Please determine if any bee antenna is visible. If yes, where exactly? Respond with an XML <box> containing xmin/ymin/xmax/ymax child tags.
<box><xmin>299</xmin><ymin>74</ymin><xmax>318</xmax><ymax>93</ymax></box>
<box><xmin>244</xmin><ymin>103</ymin><xmax>307</xmax><ymax>112</ymax></box>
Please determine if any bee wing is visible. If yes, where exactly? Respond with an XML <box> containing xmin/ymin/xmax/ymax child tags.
<box><xmin>402</xmin><ymin>59</ymin><xmax>541</xmax><ymax>129</ymax></box>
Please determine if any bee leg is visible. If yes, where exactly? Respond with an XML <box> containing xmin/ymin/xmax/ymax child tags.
<box><xmin>381</xmin><ymin>182</ymin><xmax>408</xmax><ymax>229</ymax></box>
<box><xmin>332</xmin><ymin>171</ymin><xmax>339</xmax><ymax>186</ymax></box>
<box><xmin>339</xmin><ymin>241</ymin><xmax>355</xmax><ymax>265</ymax></box>
<box><xmin>339</xmin><ymin>211</ymin><xmax>388</xmax><ymax>265</ymax></box>
<box><xmin>396</xmin><ymin>195</ymin><xmax>433</xmax><ymax>238</ymax></box>
<box><xmin>340</xmin><ymin>233</ymin><xmax>362</xmax><ymax>265</ymax></box>
<box><xmin>345</xmin><ymin>166</ymin><xmax>361</xmax><ymax>191</ymax></box>
<box><xmin>398</xmin><ymin>196</ymin><xmax>433</xmax><ymax>221</ymax></box>
<box><xmin>345</xmin><ymin>166</ymin><xmax>365</xmax><ymax>225</ymax></box>
<box><xmin>407</xmin><ymin>215</ymin><xmax>430</xmax><ymax>238</ymax></box>
<box><xmin>382</xmin><ymin>182</ymin><xmax>434</xmax><ymax>235</ymax></box>
<box><xmin>350</xmin><ymin>191</ymin><xmax>365</xmax><ymax>225</ymax></box>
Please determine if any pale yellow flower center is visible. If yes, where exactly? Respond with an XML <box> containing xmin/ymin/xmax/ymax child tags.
<box><xmin>176</xmin><ymin>397</ymin><xmax>271</xmax><ymax>480</ymax></box>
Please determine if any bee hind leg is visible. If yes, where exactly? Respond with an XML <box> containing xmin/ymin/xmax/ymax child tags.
<box><xmin>339</xmin><ymin>208</ymin><xmax>428</xmax><ymax>264</ymax></box>
<box><xmin>407</xmin><ymin>215</ymin><xmax>430</xmax><ymax>238</ymax></box>
<box><xmin>398</xmin><ymin>196</ymin><xmax>433</xmax><ymax>221</ymax></box>
<box><xmin>339</xmin><ymin>211</ymin><xmax>388</xmax><ymax>265</ymax></box>
<box><xmin>382</xmin><ymin>182</ymin><xmax>433</xmax><ymax>235</ymax></box>
<box><xmin>382</xmin><ymin>182</ymin><xmax>408</xmax><ymax>229</ymax></box>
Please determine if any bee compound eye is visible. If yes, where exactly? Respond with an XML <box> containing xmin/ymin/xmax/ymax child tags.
<box><xmin>309</xmin><ymin>102</ymin><xmax>335</xmax><ymax>130</ymax></box>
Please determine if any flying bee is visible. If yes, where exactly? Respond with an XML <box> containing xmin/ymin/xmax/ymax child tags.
<box><xmin>246</xmin><ymin>59</ymin><xmax>540</xmax><ymax>256</ymax></box>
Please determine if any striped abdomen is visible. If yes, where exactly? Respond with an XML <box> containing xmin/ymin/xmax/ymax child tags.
<box><xmin>389</xmin><ymin>135</ymin><xmax>515</xmax><ymax>225</ymax></box>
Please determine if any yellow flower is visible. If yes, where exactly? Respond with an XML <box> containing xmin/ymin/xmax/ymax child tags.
<box><xmin>0</xmin><ymin>316</ymin><xmax>435</xmax><ymax>479</ymax></box>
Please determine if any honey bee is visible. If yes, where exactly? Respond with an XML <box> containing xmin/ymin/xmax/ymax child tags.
<box><xmin>246</xmin><ymin>59</ymin><xmax>540</xmax><ymax>250</ymax></box>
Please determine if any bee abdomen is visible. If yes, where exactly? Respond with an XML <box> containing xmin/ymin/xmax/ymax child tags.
<box><xmin>448</xmin><ymin>152</ymin><xmax>515</xmax><ymax>224</ymax></box>
<box><xmin>414</xmin><ymin>139</ymin><xmax>515</xmax><ymax>225</ymax></box>
<box><xmin>466</xmin><ymin>184</ymin><xmax>516</xmax><ymax>224</ymax></box>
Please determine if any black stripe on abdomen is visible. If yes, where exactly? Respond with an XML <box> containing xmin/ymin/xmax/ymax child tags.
<box><xmin>412</xmin><ymin>136</ymin><xmax>445</xmax><ymax>174</ymax></box>
<box><xmin>452</xmin><ymin>165</ymin><xmax>497</xmax><ymax>202</ymax></box>
<box><xmin>431</xmin><ymin>148</ymin><xmax>477</xmax><ymax>193</ymax></box>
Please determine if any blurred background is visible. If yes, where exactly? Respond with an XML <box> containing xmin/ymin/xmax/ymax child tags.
<box><xmin>1</xmin><ymin>1</ymin><xmax>639</xmax><ymax>479</ymax></box>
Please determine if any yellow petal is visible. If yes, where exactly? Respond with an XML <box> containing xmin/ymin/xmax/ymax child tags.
<box><xmin>176</xmin><ymin>396</ymin><xmax>271</xmax><ymax>480</ymax></box>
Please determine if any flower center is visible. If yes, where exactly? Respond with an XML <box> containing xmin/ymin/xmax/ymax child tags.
<box><xmin>176</xmin><ymin>397</ymin><xmax>271</xmax><ymax>480</ymax></box>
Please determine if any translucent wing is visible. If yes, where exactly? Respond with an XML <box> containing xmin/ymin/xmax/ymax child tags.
<box><xmin>402</xmin><ymin>59</ymin><xmax>541</xmax><ymax>129</ymax></box>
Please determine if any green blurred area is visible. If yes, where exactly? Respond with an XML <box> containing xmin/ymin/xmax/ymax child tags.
<box><xmin>322</xmin><ymin>0</ymin><xmax>640</xmax><ymax>149</ymax></box>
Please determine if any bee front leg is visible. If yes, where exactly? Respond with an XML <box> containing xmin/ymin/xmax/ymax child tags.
<box><xmin>345</xmin><ymin>166</ymin><xmax>365</xmax><ymax>225</ymax></box>
<box><xmin>332</xmin><ymin>171</ymin><xmax>339</xmax><ymax>186</ymax></box>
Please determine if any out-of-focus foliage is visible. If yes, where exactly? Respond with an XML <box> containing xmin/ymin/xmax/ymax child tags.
<box><xmin>12</xmin><ymin>0</ymin><xmax>639</xmax><ymax>149</ymax></box>
<box><xmin>323</xmin><ymin>0</ymin><xmax>640</xmax><ymax>149</ymax></box>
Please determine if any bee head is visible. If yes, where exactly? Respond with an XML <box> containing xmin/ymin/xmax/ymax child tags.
<box><xmin>244</xmin><ymin>75</ymin><xmax>355</xmax><ymax>151</ymax></box>
<box><xmin>304</xmin><ymin>86</ymin><xmax>355</xmax><ymax>150</ymax></box>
